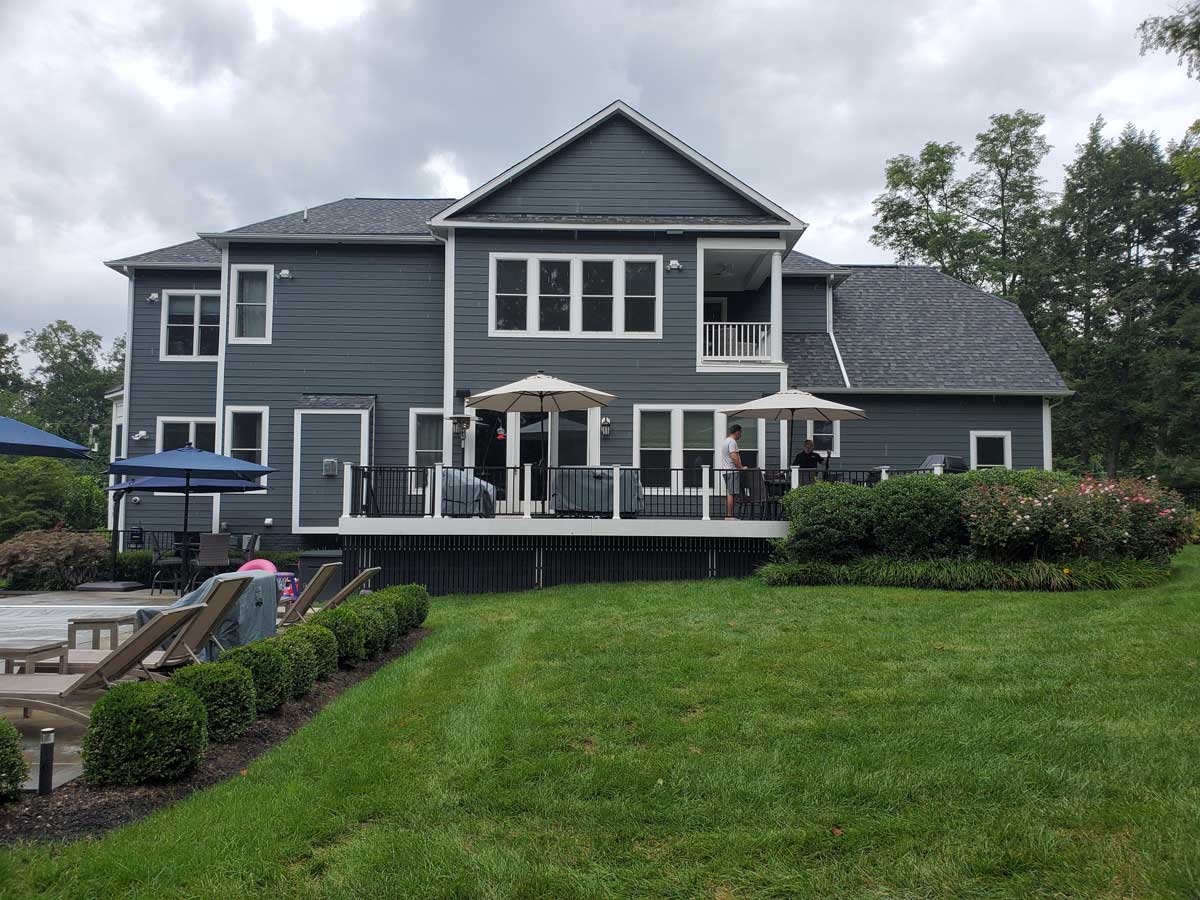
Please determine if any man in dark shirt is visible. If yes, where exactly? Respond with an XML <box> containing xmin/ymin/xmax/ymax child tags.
<box><xmin>792</xmin><ymin>439</ymin><xmax>826</xmax><ymax>469</ymax></box>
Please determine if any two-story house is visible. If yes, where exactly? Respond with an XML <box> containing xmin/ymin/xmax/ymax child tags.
<box><xmin>104</xmin><ymin>101</ymin><xmax>1068</xmax><ymax>592</ymax></box>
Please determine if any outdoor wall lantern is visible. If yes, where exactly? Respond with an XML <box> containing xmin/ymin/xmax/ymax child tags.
<box><xmin>600</xmin><ymin>416</ymin><xmax>612</xmax><ymax>438</ymax></box>
<box><xmin>666</xmin><ymin>259</ymin><xmax>684</xmax><ymax>272</ymax></box>
<box><xmin>146</xmin><ymin>292</ymin><xmax>160</xmax><ymax>303</ymax></box>
<box><xmin>276</xmin><ymin>269</ymin><xmax>294</xmax><ymax>280</ymax></box>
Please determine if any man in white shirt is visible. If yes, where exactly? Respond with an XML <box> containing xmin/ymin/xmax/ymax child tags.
<box><xmin>719</xmin><ymin>423</ymin><xmax>744</xmax><ymax>520</ymax></box>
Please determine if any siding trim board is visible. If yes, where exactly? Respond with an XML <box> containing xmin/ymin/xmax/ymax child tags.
<box><xmin>292</xmin><ymin>408</ymin><xmax>370</xmax><ymax>534</ymax></box>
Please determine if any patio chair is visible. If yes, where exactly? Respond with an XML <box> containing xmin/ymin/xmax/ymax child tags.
<box><xmin>309</xmin><ymin>567</ymin><xmax>382</xmax><ymax>616</ymax></box>
<box><xmin>41</xmin><ymin>575</ymin><xmax>253</xmax><ymax>676</ymax></box>
<box><xmin>149</xmin><ymin>531</ymin><xmax>183</xmax><ymax>596</ymax></box>
<box><xmin>190</xmin><ymin>533</ymin><xmax>233</xmax><ymax>588</ymax></box>
<box><xmin>736</xmin><ymin>470</ymin><xmax>781</xmax><ymax>521</ymax></box>
<box><xmin>277</xmin><ymin>562</ymin><xmax>342</xmax><ymax>627</ymax></box>
<box><xmin>0</xmin><ymin>604</ymin><xmax>202</xmax><ymax>724</ymax></box>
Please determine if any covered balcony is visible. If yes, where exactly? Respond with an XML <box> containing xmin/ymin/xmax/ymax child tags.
<box><xmin>697</xmin><ymin>240</ymin><xmax>783</xmax><ymax>366</ymax></box>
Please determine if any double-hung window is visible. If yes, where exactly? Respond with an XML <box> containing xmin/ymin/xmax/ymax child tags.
<box><xmin>225</xmin><ymin>406</ymin><xmax>269</xmax><ymax>483</ymax></box>
<box><xmin>157</xmin><ymin>418</ymin><xmax>216</xmax><ymax>453</ymax></box>
<box><xmin>489</xmin><ymin>254</ymin><xmax>661</xmax><ymax>337</ymax></box>
<box><xmin>410</xmin><ymin>410</ymin><xmax>444</xmax><ymax>469</ymax></box>
<box><xmin>807</xmin><ymin>420</ymin><xmax>840</xmax><ymax>458</ymax></box>
<box><xmin>638</xmin><ymin>411</ymin><xmax>672</xmax><ymax>489</ymax></box>
<box><xmin>682</xmin><ymin>411</ymin><xmax>713</xmax><ymax>488</ymax></box>
<box><xmin>635</xmin><ymin>407</ymin><xmax>765</xmax><ymax>493</ymax></box>
<box><xmin>230</xmin><ymin>265</ymin><xmax>273</xmax><ymax>344</ymax></box>
<box><xmin>161</xmin><ymin>291</ymin><xmax>220</xmax><ymax>359</ymax></box>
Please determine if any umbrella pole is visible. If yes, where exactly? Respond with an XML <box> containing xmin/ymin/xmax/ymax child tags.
<box><xmin>109</xmin><ymin>490</ymin><xmax>123</xmax><ymax>582</ymax></box>
<box><xmin>182</xmin><ymin>472</ymin><xmax>191</xmax><ymax>592</ymax></box>
<box><xmin>539</xmin><ymin>397</ymin><xmax>547</xmax><ymax>514</ymax></box>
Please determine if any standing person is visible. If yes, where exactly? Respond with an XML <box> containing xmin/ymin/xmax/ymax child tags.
<box><xmin>792</xmin><ymin>439</ymin><xmax>825</xmax><ymax>469</ymax></box>
<box><xmin>720</xmin><ymin>423</ymin><xmax>745</xmax><ymax>520</ymax></box>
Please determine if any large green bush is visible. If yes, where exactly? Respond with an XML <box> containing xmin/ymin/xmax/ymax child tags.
<box><xmin>171</xmin><ymin>661</ymin><xmax>256</xmax><ymax>743</ymax></box>
<box><xmin>269</xmin><ymin>635</ymin><xmax>318</xmax><ymax>700</ymax></box>
<box><xmin>0</xmin><ymin>528</ymin><xmax>107</xmax><ymax>590</ymax></box>
<box><xmin>115</xmin><ymin>549</ymin><xmax>155</xmax><ymax>585</ymax></box>
<box><xmin>781</xmin><ymin>482</ymin><xmax>876</xmax><ymax>562</ymax></box>
<box><xmin>349</xmin><ymin>595</ymin><xmax>400</xmax><ymax>650</ymax></box>
<box><xmin>0</xmin><ymin>718</ymin><xmax>27</xmax><ymax>802</ymax></box>
<box><xmin>82</xmin><ymin>682</ymin><xmax>207</xmax><ymax>785</ymax></box>
<box><xmin>309</xmin><ymin>606</ymin><xmax>367</xmax><ymax>664</ymax></box>
<box><xmin>0</xmin><ymin>457</ymin><xmax>106</xmax><ymax>542</ymax></box>
<box><xmin>370</xmin><ymin>584</ymin><xmax>431</xmax><ymax>632</ymax></box>
<box><xmin>351</xmin><ymin>604</ymin><xmax>390</xmax><ymax>658</ymax></box>
<box><xmin>219</xmin><ymin>641</ymin><xmax>292</xmax><ymax>715</ymax></box>
<box><xmin>872</xmin><ymin>474</ymin><xmax>968</xmax><ymax>557</ymax></box>
<box><xmin>281</xmin><ymin>623</ymin><xmax>338</xmax><ymax>679</ymax></box>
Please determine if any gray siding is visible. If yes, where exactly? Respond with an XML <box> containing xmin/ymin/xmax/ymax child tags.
<box><xmin>453</xmin><ymin>230</ymin><xmax>781</xmax><ymax>465</ymax></box>
<box><xmin>220</xmin><ymin>243</ymin><xmax>445</xmax><ymax>540</ymax></box>
<box><xmin>826</xmin><ymin>394</ymin><xmax>1045</xmax><ymax>470</ymax></box>
<box><xmin>463</xmin><ymin>116</ymin><xmax>772</xmax><ymax>218</ymax></box>
<box><xmin>296</xmin><ymin>412</ymin><xmax>367</xmax><ymax>528</ymax></box>
<box><xmin>121</xmin><ymin>268</ymin><xmax>220</xmax><ymax>538</ymax></box>
<box><xmin>782</xmin><ymin>277</ymin><xmax>826</xmax><ymax>332</ymax></box>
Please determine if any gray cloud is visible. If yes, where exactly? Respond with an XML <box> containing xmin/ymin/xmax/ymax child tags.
<box><xmin>0</xmin><ymin>0</ymin><xmax>1194</xmax><ymax>354</ymax></box>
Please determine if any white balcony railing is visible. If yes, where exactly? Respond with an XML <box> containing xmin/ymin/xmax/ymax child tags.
<box><xmin>703</xmin><ymin>322</ymin><xmax>773</xmax><ymax>362</ymax></box>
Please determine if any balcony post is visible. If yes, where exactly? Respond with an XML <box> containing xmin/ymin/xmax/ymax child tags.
<box><xmin>342</xmin><ymin>463</ymin><xmax>353</xmax><ymax>518</ymax></box>
<box><xmin>933</xmin><ymin>463</ymin><xmax>944</xmax><ymax>476</ymax></box>
<box><xmin>523</xmin><ymin>463</ymin><xmax>533</xmax><ymax>518</ymax></box>
<box><xmin>770</xmin><ymin>250</ymin><xmax>783</xmax><ymax>362</ymax></box>
<box><xmin>879</xmin><ymin>465</ymin><xmax>890</xmax><ymax>481</ymax></box>
<box><xmin>433</xmin><ymin>463</ymin><xmax>443</xmax><ymax>518</ymax></box>
<box><xmin>701</xmin><ymin>465</ymin><xmax>711</xmax><ymax>521</ymax></box>
<box><xmin>611</xmin><ymin>465</ymin><xmax>621</xmax><ymax>520</ymax></box>
<box><xmin>790</xmin><ymin>465</ymin><xmax>800</xmax><ymax>490</ymax></box>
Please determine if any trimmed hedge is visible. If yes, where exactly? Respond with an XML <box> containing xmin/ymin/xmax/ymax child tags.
<box><xmin>114</xmin><ymin>550</ymin><xmax>155</xmax><ymax>585</ymax></box>
<box><xmin>872</xmin><ymin>474</ymin><xmax>968</xmax><ymax>558</ymax></box>
<box><xmin>352</xmin><ymin>604</ymin><xmax>390</xmax><ymax>659</ymax></box>
<box><xmin>171</xmin><ymin>661</ymin><xmax>256</xmax><ymax>743</ymax></box>
<box><xmin>757</xmin><ymin>556</ymin><xmax>1172</xmax><ymax>592</ymax></box>
<box><xmin>219</xmin><ymin>641</ymin><xmax>292</xmax><ymax>715</ymax></box>
<box><xmin>82</xmin><ymin>682</ymin><xmax>207</xmax><ymax>785</ymax></box>
<box><xmin>781</xmin><ymin>482</ymin><xmax>876</xmax><ymax>562</ymax></box>
<box><xmin>308</xmin><ymin>606</ymin><xmax>367</xmax><ymax>664</ymax></box>
<box><xmin>270</xmin><ymin>635</ymin><xmax>318</xmax><ymax>700</ymax></box>
<box><xmin>0</xmin><ymin>718</ymin><xmax>27</xmax><ymax>802</ymax></box>
<box><xmin>349</xmin><ymin>595</ymin><xmax>400</xmax><ymax>650</ymax></box>
<box><xmin>370</xmin><ymin>584</ymin><xmax>430</xmax><ymax>631</ymax></box>
<box><xmin>281</xmin><ymin>623</ymin><xmax>338</xmax><ymax>679</ymax></box>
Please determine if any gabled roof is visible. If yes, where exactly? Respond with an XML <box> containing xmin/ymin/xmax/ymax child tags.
<box><xmin>785</xmin><ymin>265</ymin><xmax>1069</xmax><ymax>395</ymax></box>
<box><xmin>104</xmin><ymin>238</ymin><xmax>221</xmax><ymax>270</ymax></box>
<box><xmin>200</xmin><ymin>198</ymin><xmax>454</xmax><ymax>242</ymax></box>
<box><xmin>432</xmin><ymin>101</ymin><xmax>806</xmax><ymax>232</ymax></box>
<box><xmin>782</xmin><ymin>250</ymin><xmax>847</xmax><ymax>276</ymax></box>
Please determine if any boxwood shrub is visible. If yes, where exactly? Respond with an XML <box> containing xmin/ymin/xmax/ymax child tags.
<box><xmin>781</xmin><ymin>482</ymin><xmax>876</xmax><ymax>562</ymax></box>
<box><xmin>219</xmin><ymin>641</ymin><xmax>291</xmax><ymax>715</ymax></box>
<box><xmin>348</xmin><ymin>595</ymin><xmax>400</xmax><ymax>650</ymax></box>
<box><xmin>171</xmin><ymin>661</ymin><xmax>256</xmax><ymax>743</ymax></box>
<box><xmin>269</xmin><ymin>634</ymin><xmax>318</xmax><ymax>700</ymax></box>
<box><xmin>872</xmin><ymin>473</ymin><xmax>968</xmax><ymax>558</ymax></box>
<box><xmin>370</xmin><ymin>584</ymin><xmax>430</xmax><ymax>631</ymax></box>
<box><xmin>82</xmin><ymin>681</ymin><xmax>207</xmax><ymax>785</ymax></box>
<box><xmin>0</xmin><ymin>718</ymin><xmax>27</xmax><ymax>802</ymax></box>
<box><xmin>309</xmin><ymin>606</ymin><xmax>367</xmax><ymax>665</ymax></box>
<box><xmin>350</xmin><ymin>604</ymin><xmax>390</xmax><ymax>658</ymax></box>
<box><xmin>282</xmin><ymin>622</ymin><xmax>338</xmax><ymax>679</ymax></box>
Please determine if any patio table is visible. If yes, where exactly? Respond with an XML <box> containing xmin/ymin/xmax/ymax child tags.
<box><xmin>0</xmin><ymin>640</ymin><xmax>69</xmax><ymax>674</ymax></box>
<box><xmin>67</xmin><ymin>614</ymin><xmax>136</xmax><ymax>650</ymax></box>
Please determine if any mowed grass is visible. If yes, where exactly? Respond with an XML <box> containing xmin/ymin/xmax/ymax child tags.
<box><xmin>4</xmin><ymin>549</ymin><xmax>1200</xmax><ymax>899</ymax></box>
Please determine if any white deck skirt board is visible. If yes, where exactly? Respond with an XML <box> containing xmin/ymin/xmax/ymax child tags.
<box><xmin>339</xmin><ymin>516</ymin><xmax>786</xmax><ymax>539</ymax></box>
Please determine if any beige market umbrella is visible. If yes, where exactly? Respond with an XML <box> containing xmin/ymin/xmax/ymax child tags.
<box><xmin>722</xmin><ymin>389</ymin><xmax>866</xmax><ymax>465</ymax></box>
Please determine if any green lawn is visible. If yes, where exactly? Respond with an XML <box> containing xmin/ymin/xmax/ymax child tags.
<box><xmin>5</xmin><ymin>548</ymin><xmax>1200</xmax><ymax>899</ymax></box>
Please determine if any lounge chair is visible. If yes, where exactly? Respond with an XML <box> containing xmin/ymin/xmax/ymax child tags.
<box><xmin>277</xmin><ymin>562</ymin><xmax>342</xmax><ymax>627</ymax></box>
<box><xmin>0</xmin><ymin>604</ymin><xmax>203</xmax><ymax>724</ymax></box>
<box><xmin>41</xmin><ymin>575</ymin><xmax>253</xmax><ymax>676</ymax></box>
<box><xmin>308</xmin><ymin>567</ymin><xmax>382</xmax><ymax>616</ymax></box>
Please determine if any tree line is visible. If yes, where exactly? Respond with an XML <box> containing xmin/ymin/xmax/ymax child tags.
<box><xmin>870</xmin><ymin>6</ymin><xmax>1200</xmax><ymax>483</ymax></box>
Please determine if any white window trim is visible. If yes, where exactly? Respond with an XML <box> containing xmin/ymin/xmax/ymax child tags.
<box><xmin>970</xmin><ymin>430</ymin><xmax>1013</xmax><ymax>470</ymax></box>
<box><xmin>408</xmin><ymin>408</ymin><xmax>444</xmax><ymax>494</ymax></box>
<box><xmin>632</xmin><ymin>404</ymin><xmax>765</xmax><ymax>495</ymax></box>
<box><xmin>154</xmin><ymin>416</ymin><xmax>217</xmax><ymax>497</ymax></box>
<box><xmin>224</xmin><ymin>405</ymin><xmax>270</xmax><ymax>486</ymax></box>
<box><xmin>292</xmin><ymin>408</ymin><xmax>370</xmax><ymax>534</ymax></box>
<box><xmin>806</xmin><ymin>419</ymin><xmax>842</xmax><ymax>458</ymax></box>
<box><xmin>159</xmin><ymin>290</ymin><xmax>221</xmax><ymax>361</ymax></box>
<box><xmin>228</xmin><ymin>264</ymin><xmax>274</xmax><ymax>345</ymax></box>
<box><xmin>488</xmin><ymin>252</ymin><xmax>662</xmax><ymax>339</ymax></box>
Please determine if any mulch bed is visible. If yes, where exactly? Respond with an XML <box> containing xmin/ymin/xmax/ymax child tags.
<box><xmin>0</xmin><ymin>627</ymin><xmax>430</xmax><ymax>845</ymax></box>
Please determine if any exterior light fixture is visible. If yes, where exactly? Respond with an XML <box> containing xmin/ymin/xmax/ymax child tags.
<box><xmin>146</xmin><ymin>292</ymin><xmax>160</xmax><ymax>303</ymax></box>
<box><xmin>600</xmin><ymin>416</ymin><xmax>612</xmax><ymax>438</ymax></box>
<box><xmin>276</xmin><ymin>269</ymin><xmax>293</xmax><ymax>279</ymax></box>
<box><xmin>666</xmin><ymin>259</ymin><xmax>684</xmax><ymax>271</ymax></box>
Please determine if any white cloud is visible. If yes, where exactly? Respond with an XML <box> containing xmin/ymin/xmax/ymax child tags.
<box><xmin>420</xmin><ymin>152</ymin><xmax>470</xmax><ymax>199</ymax></box>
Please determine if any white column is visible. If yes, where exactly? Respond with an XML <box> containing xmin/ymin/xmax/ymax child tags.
<box><xmin>879</xmin><ymin>466</ymin><xmax>890</xmax><ymax>481</ymax></box>
<box><xmin>701</xmin><ymin>465</ymin><xmax>711</xmax><ymax>521</ymax></box>
<box><xmin>342</xmin><ymin>462</ymin><xmax>353</xmax><ymax>517</ymax></box>
<box><xmin>933</xmin><ymin>463</ymin><xmax>944</xmax><ymax>476</ymax></box>
<box><xmin>790</xmin><ymin>466</ymin><xmax>800</xmax><ymax>490</ymax></box>
<box><xmin>433</xmin><ymin>463</ymin><xmax>443</xmax><ymax>518</ymax></box>
<box><xmin>770</xmin><ymin>250</ymin><xmax>783</xmax><ymax>362</ymax></box>
<box><xmin>611</xmin><ymin>465</ymin><xmax>621</xmax><ymax>520</ymax></box>
<box><xmin>523</xmin><ymin>463</ymin><xmax>533</xmax><ymax>519</ymax></box>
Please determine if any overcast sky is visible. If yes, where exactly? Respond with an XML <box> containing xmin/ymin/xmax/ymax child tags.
<box><xmin>0</xmin><ymin>0</ymin><xmax>1195</xmax><ymax>357</ymax></box>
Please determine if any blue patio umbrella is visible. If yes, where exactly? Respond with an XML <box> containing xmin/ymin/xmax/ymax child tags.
<box><xmin>91</xmin><ymin>474</ymin><xmax>268</xmax><ymax>588</ymax></box>
<box><xmin>106</xmin><ymin>445</ymin><xmax>276</xmax><ymax>587</ymax></box>
<box><xmin>0</xmin><ymin>415</ymin><xmax>92</xmax><ymax>459</ymax></box>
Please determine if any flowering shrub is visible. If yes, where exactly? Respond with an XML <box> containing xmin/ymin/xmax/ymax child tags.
<box><xmin>963</xmin><ymin>475</ymin><xmax>1190</xmax><ymax>562</ymax></box>
<box><xmin>0</xmin><ymin>527</ymin><xmax>108</xmax><ymax>590</ymax></box>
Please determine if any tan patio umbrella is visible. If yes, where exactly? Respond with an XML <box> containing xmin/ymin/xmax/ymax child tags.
<box><xmin>722</xmin><ymin>389</ymin><xmax>866</xmax><ymax>467</ymax></box>
<box><xmin>466</xmin><ymin>371</ymin><xmax>615</xmax><ymax>491</ymax></box>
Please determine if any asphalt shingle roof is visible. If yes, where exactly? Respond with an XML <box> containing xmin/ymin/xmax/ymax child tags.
<box><xmin>222</xmin><ymin>198</ymin><xmax>455</xmax><ymax>236</ymax></box>
<box><xmin>452</xmin><ymin>213</ymin><xmax>785</xmax><ymax>225</ymax></box>
<box><xmin>782</xmin><ymin>250</ymin><xmax>845</xmax><ymax>274</ymax></box>
<box><xmin>785</xmin><ymin>265</ymin><xmax>1067</xmax><ymax>393</ymax></box>
<box><xmin>105</xmin><ymin>239</ymin><xmax>220</xmax><ymax>268</ymax></box>
<box><xmin>783</xmin><ymin>333</ymin><xmax>844</xmax><ymax>388</ymax></box>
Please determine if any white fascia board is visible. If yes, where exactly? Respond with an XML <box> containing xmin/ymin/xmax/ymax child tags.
<box><xmin>103</xmin><ymin>261</ymin><xmax>220</xmax><ymax>273</ymax></box>
<box><xmin>431</xmin><ymin>100</ymin><xmax>807</xmax><ymax>229</ymax></box>
<box><xmin>790</xmin><ymin>387</ymin><xmax>1076</xmax><ymax>397</ymax></box>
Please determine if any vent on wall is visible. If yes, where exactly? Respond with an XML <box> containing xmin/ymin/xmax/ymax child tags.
<box><xmin>322</xmin><ymin>458</ymin><xmax>338</xmax><ymax>477</ymax></box>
